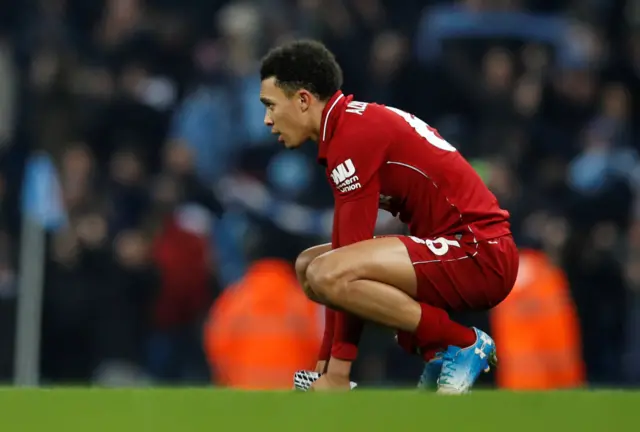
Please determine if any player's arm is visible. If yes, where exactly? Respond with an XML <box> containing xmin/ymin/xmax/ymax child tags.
<box><xmin>328</xmin><ymin>128</ymin><xmax>388</xmax><ymax>371</ymax></box>
<box><xmin>330</xmin><ymin>188</ymin><xmax>380</xmax><ymax>363</ymax></box>
<box><xmin>317</xmin><ymin>193</ymin><xmax>380</xmax><ymax>370</ymax></box>
<box><xmin>316</xmin><ymin>202</ymin><xmax>342</xmax><ymax>371</ymax></box>
<box><xmin>316</xmin><ymin>308</ymin><xmax>335</xmax><ymax>373</ymax></box>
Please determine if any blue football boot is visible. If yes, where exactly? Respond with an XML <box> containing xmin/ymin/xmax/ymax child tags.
<box><xmin>417</xmin><ymin>352</ymin><xmax>444</xmax><ymax>390</ymax></box>
<box><xmin>436</xmin><ymin>328</ymin><xmax>498</xmax><ymax>394</ymax></box>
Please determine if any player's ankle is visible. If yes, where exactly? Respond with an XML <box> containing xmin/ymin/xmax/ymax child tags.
<box><xmin>413</xmin><ymin>303</ymin><xmax>448</xmax><ymax>347</ymax></box>
<box><xmin>420</xmin><ymin>347</ymin><xmax>441</xmax><ymax>362</ymax></box>
<box><xmin>446</xmin><ymin>325</ymin><xmax>476</xmax><ymax>348</ymax></box>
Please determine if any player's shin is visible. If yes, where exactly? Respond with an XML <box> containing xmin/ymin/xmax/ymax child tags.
<box><xmin>320</xmin><ymin>279</ymin><xmax>423</xmax><ymax>331</ymax></box>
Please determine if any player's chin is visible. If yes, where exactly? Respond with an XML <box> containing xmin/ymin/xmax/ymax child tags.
<box><xmin>283</xmin><ymin>139</ymin><xmax>303</xmax><ymax>149</ymax></box>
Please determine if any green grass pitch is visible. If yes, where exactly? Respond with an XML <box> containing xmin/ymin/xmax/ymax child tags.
<box><xmin>0</xmin><ymin>388</ymin><xmax>637</xmax><ymax>431</ymax></box>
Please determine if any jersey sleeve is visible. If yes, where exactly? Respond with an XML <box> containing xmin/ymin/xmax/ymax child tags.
<box><xmin>316</xmin><ymin>207</ymin><xmax>340</xmax><ymax>362</ymax></box>
<box><xmin>327</xmin><ymin>125</ymin><xmax>389</xmax><ymax>361</ymax></box>
<box><xmin>317</xmin><ymin>307</ymin><xmax>335</xmax><ymax>361</ymax></box>
<box><xmin>328</xmin><ymin>127</ymin><xmax>388</xmax><ymax>247</ymax></box>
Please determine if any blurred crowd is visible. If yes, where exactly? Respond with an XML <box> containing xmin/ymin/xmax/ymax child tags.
<box><xmin>0</xmin><ymin>0</ymin><xmax>639</xmax><ymax>388</ymax></box>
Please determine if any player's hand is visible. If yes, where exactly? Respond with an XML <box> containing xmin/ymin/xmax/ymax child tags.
<box><xmin>309</xmin><ymin>373</ymin><xmax>352</xmax><ymax>391</ymax></box>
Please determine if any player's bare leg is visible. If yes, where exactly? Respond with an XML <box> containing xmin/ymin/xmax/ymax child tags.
<box><xmin>306</xmin><ymin>237</ymin><xmax>487</xmax><ymax>392</ymax></box>
<box><xmin>306</xmin><ymin>237</ymin><xmax>469</xmax><ymax>334</ymax></box>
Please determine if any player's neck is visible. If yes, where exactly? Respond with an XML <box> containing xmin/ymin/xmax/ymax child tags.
<box><xmin>309</xmin><ymin>100</ymin><xmax>328</xmax><ymax>143</ymax></box>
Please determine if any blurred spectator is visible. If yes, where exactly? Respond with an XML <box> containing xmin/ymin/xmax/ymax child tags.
<box><xmin>625</xmin><ymin>220</ymin><xmax>640</xmax><ymax>384</ymax></box>
<box><xmin>0</xmin><ymin>35</ymin><xmax>16</xmax><ymax>150</ymax></box>
<box><xmin>491</xmin><ymin>246</ymin><xmax>585</xmax><ymax>390</ymax></box>
<box><xmin>0</xmin><ymin>229</ymin><xmax>16</xmax><ymax>380</ymax></box>
<box><xmin>204</xmin><ymin>257</ymin><xmax>321</xmax><ymax>389</ymax></box>
<box><xmin>106</xmin><ymin>147</ymin><xmax>148</xmax><ymax>234</ymax></box>
<box><xmin>145</xmin><ymin>170</ymin><xmax>216</xmax><ymax>383</ymax></box>
<box><xmin>93</xmin><ymin>229</ymin><xmax>158</xmax><ymax>385</ymax></box>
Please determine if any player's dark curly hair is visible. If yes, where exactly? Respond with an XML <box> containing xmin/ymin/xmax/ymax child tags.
<box><xmin>260</xmin><ymin>40</ymin><xmax>343</xmax><ymax>101</ymax></box>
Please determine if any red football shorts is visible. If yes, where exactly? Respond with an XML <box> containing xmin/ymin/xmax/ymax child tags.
<box><xmin>394</xmin><ymin>234</ymin><xmax>519</xmax><ymax>311</ymax></box>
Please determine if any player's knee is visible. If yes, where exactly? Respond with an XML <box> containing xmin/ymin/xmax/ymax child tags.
<box><xmin>300</xmin><ymin>279</ymin><xmax>324</xmax><ymax>304</ymax></box>
<box><xmin>306</xmin><ymin>255</ymin><xmax>353</xmax><ymax>304</ymax></box>
<box><xmin>295</xmin><ymin>249</ymin><xmax>315</xmax><ymax>284</ymax></box>
<box><xmin>295</xmin><ymin>250</ymin><xmax>320</xmax><ymax>302</ymax></box>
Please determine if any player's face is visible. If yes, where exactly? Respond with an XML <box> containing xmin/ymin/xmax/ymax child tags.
<box><xmin>260</xmin><ymin>77</ymin><xmax>311</xmax><ymax>149</ymax></box>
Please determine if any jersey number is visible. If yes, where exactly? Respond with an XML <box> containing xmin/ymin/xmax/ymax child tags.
<box><xmin>386</xmin><ymin>107</ymin><xmax>456</xmax><ymax>152</ymax></box>
<box><xmin>410</xmin><ymin>236</ymin><xmax>461</xmax><ymax>256</ymax></box>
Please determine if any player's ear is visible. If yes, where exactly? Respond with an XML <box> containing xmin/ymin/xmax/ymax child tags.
<box><xmin>298</xmin><ymin>90</ymin><xmax>312</xmax><ymax>112</ymax></box>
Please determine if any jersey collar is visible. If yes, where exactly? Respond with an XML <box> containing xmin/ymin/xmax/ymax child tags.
<box><xmin>318</xmin><ymin>90</ymin><xmax>350</xmax><ymax>164</ymax></box>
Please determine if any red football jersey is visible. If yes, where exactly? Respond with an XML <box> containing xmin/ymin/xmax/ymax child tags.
<box><xmin>318</xmin><ymin>91</ymin><xmax>511</xmax><ymax>248</ymax></box>
<box><xmin>317</xmin><ymin>91</ymin><xmax>512</xmax><ymax>362</ymax></box>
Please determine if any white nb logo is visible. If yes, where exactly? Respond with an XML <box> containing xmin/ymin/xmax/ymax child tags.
<box><xmin>330</xmin><ymin>159</ymin><xmax>356</xmax><ymax>185</ymax></box>
<box><xmin>331</xmin><ymin>159</ymin><xmax>361</xmax><ymax>193</ymax></box>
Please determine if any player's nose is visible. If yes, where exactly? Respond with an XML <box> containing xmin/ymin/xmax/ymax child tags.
<box><xmin>264</xmin><ymin>112</ymin><xmax>273</xmax><ymax>126</ymax></box>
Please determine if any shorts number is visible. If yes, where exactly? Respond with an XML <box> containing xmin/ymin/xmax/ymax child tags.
<box><xmin>386</xmin><ymin>106</ymin><xmax>456</xmax><ymax>152</ymax></box>
<box><xmin>410</xmin><ymin>236</ymin><xmax>461</xmax><ymax>256</ymax></box>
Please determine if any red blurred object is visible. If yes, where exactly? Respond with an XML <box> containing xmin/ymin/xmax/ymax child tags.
<box><xmin>152</xmin><ymin>216</ymin><xmax>212</xmax><ymax>329</ymax></box>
